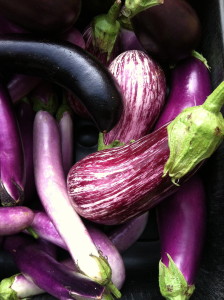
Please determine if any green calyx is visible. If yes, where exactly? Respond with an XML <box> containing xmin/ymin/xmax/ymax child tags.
<box><xmin>0</xmin><ymin>275</ymin><xmax>18</xmax><ymax>300</ymax></box>
<box><xmin>163</xmin><ymin>81</ymin><xmax>224</xmax><ymax>185</ymax></box>
<box><xmin>98</xmin><ymin>132</ymin><xmax>125</xmax><ymax>151</ymax></box>
<box><xmin>159</xmin><ymin>255</ymin><xmax>195</xmax><ymax>300</ymax></box>
<box><xmin>191</xmin><ymin>50</ymin><xmax>211</xmax><ymax>70</ymax></box>
<box><xmin>92</xmin><ymin>0</ymin><xmax>122</xmax><ymax>60</ymax></box>
<box><xmin>122</xmin><ymin>0</ymin><xmax>164</xmax><ymax>19</ymax></box>
<box><xmin>90</xmin><ymin>255</ymin><xmax>121</xmax><ymax>299</ymax></box>
<box><xmin>31</xmin><ymin>93</ymin><xmax>59</xmax><ymax>115</ymax></box>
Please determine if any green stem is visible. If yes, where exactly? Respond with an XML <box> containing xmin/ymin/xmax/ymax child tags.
<box><xmin>107</xmin><ymin>0</ymin><xmax>122</xmax><ymax>22</ymax></box>
<box><xmin>191</xmin><ymin>50</ymin><xmax>210</xmax><ymax>70</ymax></box>
<box><xmin>26</xmin><ymin>226</ymin><xmax>39</xmax><ymax>239</ymax></box>
<box><xmin>123</xmin><ymin>0</ymin><xmax>163</xmax><ymax>19</ymax></box>
<box><xmin>203</xmin><ymin>81</ymin><xmax>224</xmax><ymax>113</ymax></box>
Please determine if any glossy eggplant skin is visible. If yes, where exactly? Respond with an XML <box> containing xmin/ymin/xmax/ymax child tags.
<box><xmin>0</xmin><ymin>0</ymin><xmax>81</xmax><ymax>34</ymax></box>
<box><xmin>0</xmin><ymin>35</ymin><xmax>123</xmax><ymax>133</ymax></box>
<box><xmin>131</xmin><ymin>0</ymin><xmax>201</xmax><ymax>63</ymax></box>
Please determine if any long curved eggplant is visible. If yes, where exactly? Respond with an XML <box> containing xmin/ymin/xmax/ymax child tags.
<box><xmin>154</xmin><ymin>53</ymin><xmax>210</xmax><ymax>299</ymax></box>
<box><xmin>0</xmin><ymin>0</ymin><xmax>81</xmax><ymax>34</ymax></box>
<box><xmin>0</xmin><ymin>35</ymin><xmax>123</xmax><ymax>133</ymax></box>
<box><xmin>67</xmin><ymin>82</ymin><xmax>224</xmax><ymax>225</ymax></box>
<box><xmin>0</xmin><ymin>82</ymin><xmax>25</xmax><ymax>206</ymax></box>
<box><xmin>129</xmin><ymin>0</ymin><xmax>201</xmax><ymax>63</ymax></box>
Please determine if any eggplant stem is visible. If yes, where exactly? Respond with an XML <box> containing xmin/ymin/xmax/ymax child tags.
<box><xmin>203</xmin><ymin>81</ymin><xmax>224</xmax><ymax>114</ymax></box>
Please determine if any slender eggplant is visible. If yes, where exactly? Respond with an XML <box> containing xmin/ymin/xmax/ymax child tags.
<box><xmin>101</xmin><ymin>50</ymin><xmax>166</xmax><ymax>146</ymax></box>
<box><xmin>0</xmin><ymin>207</ymin><xmax>34</xmax><ymax>235</ymax></box>
<box><xmin>16</xmin><ymin>99</ymin><xmax>36</xmax><ymax>201</ymax></box>
<box><xmin>154</xmin><ymin>53</ymin><xmax>212</xmax><ymax>130</ymax></box>
<box><xmin>2</xmin><ymin>234</ymin><xmax>105</xmax><ymax>300</ymax></box>
<box><xmin>0</xmin><ymin>82</ymin><xmax>25</xmax><ymax>206</ymax></box>
<box><xmin>107</xmin><ymin>212</ymin><xmax>149</xmax><ymax>253</ymax></box>
<box><xmin>67</xmin><ymin>82</ymin><xmax>224</xmax><ymax>225</ymax></box>
<box><xmin>33</xmin><ymin>110</ymin><xmax>121</xmax><ymax>298</ymax></box>
<box><xmin>0</xmin><ymin>0</ymin><xmax>81</xmax><ymax>34</ymax></box>
<box><xmin>126</xmin><ymin>0</ymin><xmax>201</xmax><ymax>63</ymax></box>
<box><xmin>0</xmin><ymin>35</ymin><xmax>123</xmax><ymax>133</ymax></box>
<box><xmin>154</xmin><ymin>53</ymin><xmax>210</xmax><ymax>299</ymax></box>
<box><xmin>27</xmin><ymin>210</ymin><xmax>126</xmax><ymax>290</ymax></box>
<box><xmin>57</xmin><ymin>104</ymin><xmax>75</xmax><ymax>176</ymax></box>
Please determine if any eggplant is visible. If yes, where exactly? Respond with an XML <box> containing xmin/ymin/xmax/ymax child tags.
<box><xmin>119</xmin><ymin>28</ymin><xmax>145</xmax><ymax>52</ymax></box>
<box><xmin>101</xmin><ymin>50</ymin><xmax>166</xmax><ymax>146</ymax></box>
<box><xmin>0</xmin><ymin>0</ymin><xmax>81</xmax><ymax>34</ymax></box>
<box><xmin>28</xmin><ymin>211</ymin><xmax>126</xmax><ymax>290</ymax></box>
<box><xmin>129</xmin><ymin>0</ymin><xmax>201</xmax><ymax>63</ymax></box>
<box><xmin>33</xmin><ymin>110</ymin><xmax>121</xmax><ymax>298</ymax></box>
<box><xmin>0</xmin><ymin>207</ymin><xmax>34</xmax><ymax>235</ymax></box>
<box><xmin>67</xmin><ymin>82</ymin><xmax>224</xmax><ymax>225</ymax></box>
<box><xmin>154</xmin><ymin>53</ymin><xmax>210</xmax><ymax>299</ymax></box>
<box><xmin>0</xmin><ymin>81</ymin><xmax>25</xmax><ymax>206</ymax></box>
<box><xmin>2</xmin><ymin>234</ymin><xmax>105</xmax><ymax>300</ymax></box>
<box><xmin>0</xmin><ymin>35</ymin><xmax>123</xmax><ymax>133</ymax></box>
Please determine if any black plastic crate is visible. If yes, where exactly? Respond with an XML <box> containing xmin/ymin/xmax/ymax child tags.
<box><xmin>0</xmin><ymin>0</ymin><xmax>224</xmax><ymax>299</ymax></box>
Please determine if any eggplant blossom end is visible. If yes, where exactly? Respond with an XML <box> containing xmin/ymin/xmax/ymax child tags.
<box><xmin>159</xmin><ymin>255</ymin><xmax>195</xmax><ymax>300</ymax></box>
<box><xmin>163</xmin><ymin>92</ymin><xmax>224</xmax><ymax>185</ymax></box>
<box><xmin>0</xmin><ymin>275</ymin><xmax>18</xmax><ymax>300</ymax></box>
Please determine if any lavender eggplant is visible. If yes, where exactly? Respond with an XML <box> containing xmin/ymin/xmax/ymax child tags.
<box><xmin>0</xmin><ymin>207</ymin><xmax>34</xmax><ymax>235</ymax></box>
<box><xmin>0</xmin><ymin>0</ymin><xmax>81</xmax><ymax>34</ymax></box>
<box><xmin>0</xmin><ymin>35</ymin><xmax>123</xmax><ymax>133</ymax></box>
<box><xmin>154</xmin><ymin>53</ymin><xmax>210</xmax><ymax>299</ymax></box>
<box><xmin>2</xmin><ymin>234</ymin><xmax>105</xmax><ymax>300</ymax></box>
<box><xmin>33</xmin><ymin>110</ymin><xmax>121</xmax><ymax>298</ymax></box>
<box><xmin>125</xmin><ymin>0</ymin><xmax>201</xmax><ymax>63</ymax></box>
<box><xmin>107</xmin><ymin>212</ymin><xmax>149</xmax><ymax>253</ymax></box>
<box><xmin>100</xmin><ymin>50</ymin><xmax>166</xmax><ymax>146</ymax></box>
<box><xmin>67</xmin><ymin>81</ymin><xmax>224</xmax><ymax>225</ymax></box>
<box><xmin>0</xmin><ymin>82</ymin><xmax>25</xmax><ymax>206</ymax></box>
<box><xmin>27</xmin><ymin>211</ymin><xmax>126</xmax><ymax>290</ymax></box>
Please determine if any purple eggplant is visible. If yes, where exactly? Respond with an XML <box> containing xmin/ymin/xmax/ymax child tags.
<box><xmin>2</xmin><ymin>234</ymin><xmax>105</xmax><ymax>300</ymax></box>
<box><xmin>67</xmin><ymin>81</ymin><xmax>224</xmax><ymax>225</ymax></box>
<box><xmin>157</xmin><ymin>176</ymin><xmax>206</xmax><ymax>299</ymax></box>
<box><xmin>107</xmin><ymin>212</ymin><xmax>149</xmax><ymax>253</ymax></box>
<box><xmin>101</xmin><ymin>50</ymin><xmax>166</xmax><ymax>146</ymax></box>
<box><xmin>0</xmin><ymin>207</ymin><xmax>34</xmax><ymax>235</ymax></box>
<box><xmin>0</xmin><ymin>82</ymin><xmax>25</xmax><ymax>206</ymax></box>
<box><xmin>119</xmin><ymin>28</ymin><xmax>145</xmax><ymax>52</ymax></box>
<box><xmin>0</xmin><ymin>0</ymin><xmax>81</xmax><ymax>34</ymax></box>
<box><xmin>154</xmin><ymin>53</ymin><xmax>210</xmax><ymax>299</ymax></box>
<box><xmin>16</xmin><ymin>99</ymin><xmax>36</xmax><ymax>201</ymax></box>
<box><xmin>33</xmin><ymin>110</ymin><xmax>121</xmax><ymax>298</ymax></box>
<box><xmin>61</xmin><ymin>26</ymin><xmax>86</xmax><ymax>49</ymax></box>
<box><xmin>28</xmin><ymin>210</ymin><xmax>126</xmax><ymax>290</ymax></box>
<box><xmin>0</xmin><ymin>13</ymin><xmax>28</xmax><ymax>34</ymax></box>
<box><xmin>128</xmin><ymin>0</ymin><xmax>201</xmax><ymax>63</ymax></box>
<box><xmin>155</xmin><ymin>53</ymin><xmax>212</xmax><ymax>130</ymax></box>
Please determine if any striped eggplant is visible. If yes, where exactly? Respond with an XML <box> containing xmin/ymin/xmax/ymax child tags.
<box><xmin>67</xmin><ymin>81</ymin><xmax>224</xmax><ymax>225</ymax></box>
<box><xmin>102</xmin><ymin>50</ymin><xmax>166</xmax><ymax>145</ymax></box>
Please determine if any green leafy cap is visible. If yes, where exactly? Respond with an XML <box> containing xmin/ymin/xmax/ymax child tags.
<box><xmin>163</xmin><ymin>81</ymin><xmax>224</xmax><ymax>185</ymax></box>
<box><xmin>0</xmin><ymin>275</ymin><xmax>18</xmax><ymax>300</ymax></box>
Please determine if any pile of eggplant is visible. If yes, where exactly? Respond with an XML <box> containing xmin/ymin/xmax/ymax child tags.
<box><xmin>0</xmin><ymin>0</ymin><xmax>223</xmax><ymax>299</ymax></box>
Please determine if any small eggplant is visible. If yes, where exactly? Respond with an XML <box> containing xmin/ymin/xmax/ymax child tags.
<box><xmin>67</xmin><ymin>82</ymin><xmax>224</xmax><ymax>225</ymax></box>
<box><xmin>129</xmin><ymin>0</ymin><xmax>202</xmax><ymax>63</ymax></box>
<box><xmin>0</xmin><ymin>35</ymin><xmax>123</xmax><ymax>133</ymax></box>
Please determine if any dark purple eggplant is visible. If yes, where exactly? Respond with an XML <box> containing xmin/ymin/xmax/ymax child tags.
<box><xmin>0</xmin><ymin>35</ymin><xmax>123</xmax><ymax>133</ymax></box>
<box><xmin>0</xmin><ymin>82</ymin><xmax>25</xmax><ymax>206</ymax></box>
<box><xmin>119</xmin><ymin>28</ymin><xmax>145</xmax><ymax>52</ymax></box>
<box><xmin>154</xmin><ymin>53</ymin><xmax>210</xmax><ymax>299</ymax></box>
<box><xmin>0</xmin><ymin>207</ymin><xmax>34</xmax><ymax>235</ymax></box>
<box><xmin>67</xmin><ymin>82</ymin><xmax>224</xmax><ymax>225</ymax></box>
<box><xmin>2</xmin><ymin>234</ymin><xmax>105</xmax><ymax>300</ymax></box>
<box><xmin>0</xmin><ymin>0</ymin><xmax>81</xmax><ymax>34</ymax></box>
<box><xmin>129</xmin><ymin>0</ymin><xmax>201</xmax><ymax>63</ymax></box>
<box><xmin>157</xmin><ymin>176</ymin><xmax>206</xmax><ymax>299</ymax></box>
<box><xmin>0</xmin><ymin>13</ymin><xmax>28</xmax><ymax>34</ymax></box>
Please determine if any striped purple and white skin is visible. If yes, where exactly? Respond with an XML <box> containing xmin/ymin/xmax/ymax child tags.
<box><xmin>103</xmin><ymin>50</ymin><xmax>166</xmax><ymax>145</ymax></box>
<box><xmin>67</xmin><ymin>125</ymin><xmax>186</xmax><ymax>225</ymax></box>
